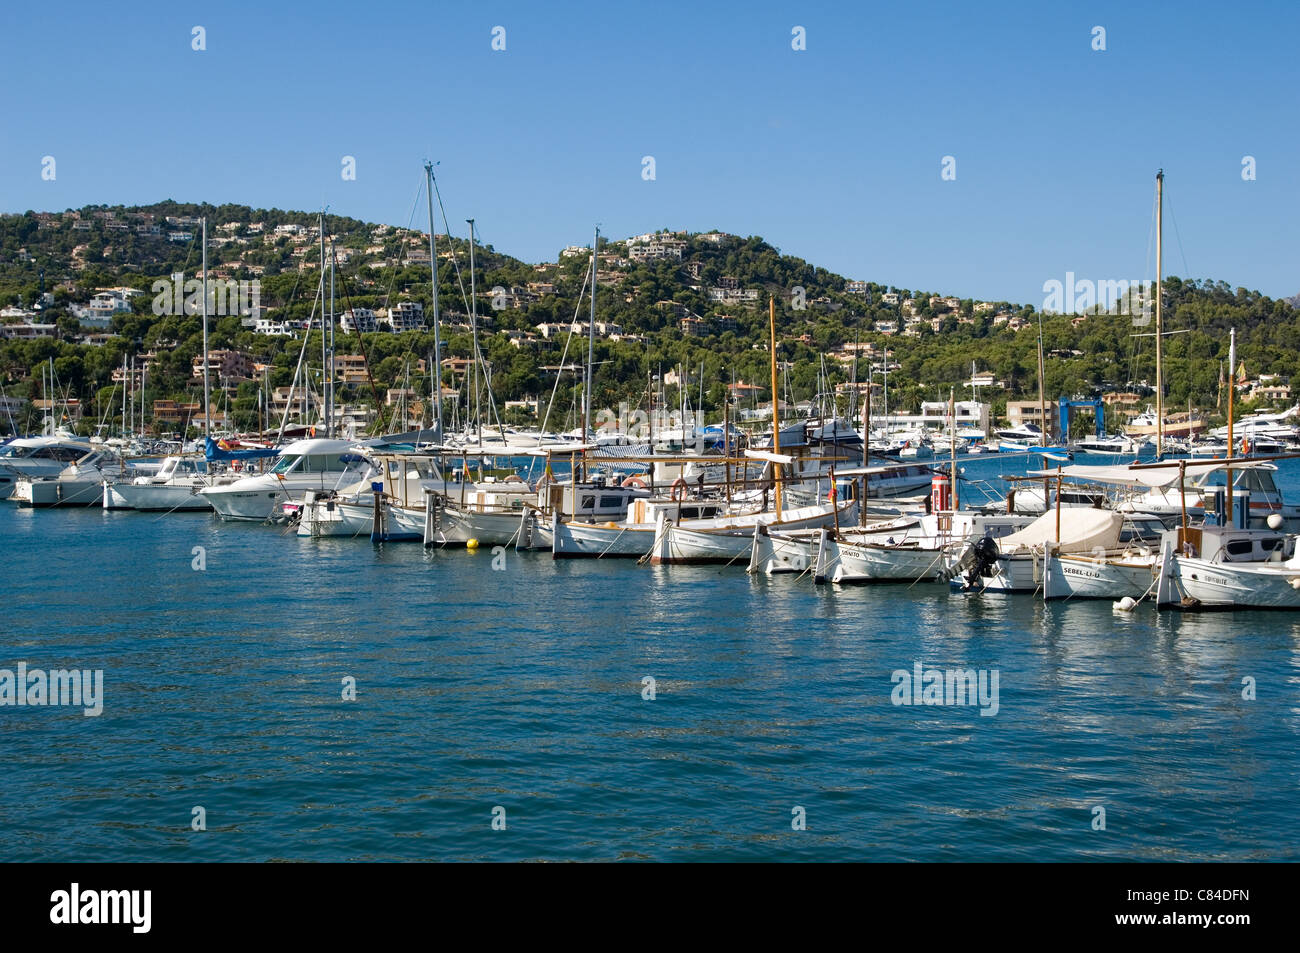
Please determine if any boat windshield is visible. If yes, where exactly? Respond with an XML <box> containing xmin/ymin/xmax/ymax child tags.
<box><xmin>274</xmin><ymin>453</ymin><xmax>360</xmax><ymax>474</ymax></box>
<box><xmin>303</xmin><ymin>453</ymin><xmax>358</xmax><ymax>473</ymax></box>
<box><xmin>1200</xmin><ymin>468</ymin><xmax>1278</xmax><ymax>494</ymax></box>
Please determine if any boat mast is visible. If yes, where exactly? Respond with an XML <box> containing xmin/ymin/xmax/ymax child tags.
<box><xmin>1155</xmin><ymin>169</ymin><xmax>1164</xmax><ymax>457</ymax></box>
<box><xmin>319</xmin><ymin>214</ymin><xmax>327</xmax><ymax>437</ymax></box>
<box><xmin>328</xmin><ymin>234</ymin><xmax>336</xmax><ymax>438</ymax></box>
<box><xmin>950</xmin><ymin>386</ymin><xmax>958</xmax><ymax>511</ymax></box>
<box><xmin>424</xmin><ymin>163</ymin><xmax>443</xmax><ymax>440</ymax></box>
<box><xmin>768</xmin><ymin>296</ymin><xmax>783</xmax><ymax>519</ymax></box>
<box><xmin>863</xmin><ymin>366</ymin><xmax>871</xmax><ymax>470</ymax></box>
<box><xmin>1037</xmin><ymin>312</ymin><xmax>1047</xmax><ymax>447</ymax></box>
<box><xmin>584</xmin><ymin>226</ymin><xmax>598</xmax><ymax>441</ymax></box>
<box><xmin>202</xmin><ymin>217</ymin><xmax>210</xmax><ymax>437</ymax></box>
<box><xmin>1226</xmin><ymin>326</ymin><xmax>1236</xmax><ymax>525</ymax></box>
<box><xmin>467</xmin><ymin>218</ymin><xmax>481</xmax><ymax>445</ymax></box>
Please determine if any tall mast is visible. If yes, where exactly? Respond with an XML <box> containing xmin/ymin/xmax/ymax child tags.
<box><xmin>950</xmin><ymin>386</ymin><xmax>959</xmax><ymax>511</ymax></box>
<box><xmin>1227</xmin><ymin>326</ymin><xmax>1237</xmax><ymax>460</ymax></box>
<box><xmin>467</xmin><ymin>218</ymin><xmax>480</xmax><ymax>444</ymax></box>
<box><xmin>1155</xmin><ymin>169</ymin><xmax>1164</xmax><ymax>457</ymax></box>
<box><xmin>424</xmin><ymin>163</ymin><xmax>443</xmax><ymax>440</ymax></box>
<box><xmin>863</xmin><ymin>366</ymin><xmax>871</xmax><ymax>469</ymax></box>
<box><xmin>319</xmin><ymin>214</ymin><xmax>327</xmax><ymax>437</ymax></box>
<box><xmin>882</xmin><ymin>343</ymin><xmax>889</xmax><ymax>430</ymax></box>
<box><xmin>768</xmin><ymin>296</ymin><xmax>783</xmax><ymax>519</ymax></box>
<box><xmin>328</xmin><ymin>234</ymin><xmax>336</xmax><ymax>438</ymax></box>
<box><xmin>1037</xmin><ymin>312</ymin><xmax>1047</xmax><ymax>447</ymax></box>
<box><xmin>585</xmin><ymin>226</ymin><xmax>598</xmax><ymax>441</ymax></box>
<box><xmin>1226</xmin><ymin>326</ymin><xmax>1236</xmax><ymax>524</ymax></box>
<box><xmin>202</xmin><ymin>217</ymin><xmax>210</xmax><ymax>437</ymax></box>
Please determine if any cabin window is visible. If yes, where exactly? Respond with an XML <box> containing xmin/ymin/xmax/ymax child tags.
<box><xmin>270</xmin><ymin>455</ymin><xmax>300</xmax><ymax>474</ymax></box>
<box><xmin>580</xmin><ymin>495</ymin><xmax>596</xmax><ymax>510</ymax></box>
<box><xmin>1225</xmin><ymin>540</ymin><xmax>1254</xmax><ymax>558</ymax></box>
<box><xmin>1262</xmin><ymin>537</ymin><xmax>1285</xmax><ymax>552</ymax></box>
<box><xmin>306</xmin><ymin>455</ymin><xmax>340</xmax><ymax>473</ymax></box>
<box><xmin>599</xmin><ymin>495</ymin><xmax>623</xmax><ymax>509</ymax></box>
<box><xmin>34</xmin><ymin>447</ymin><xmax>86</xmax><ymax>462</ymax></box>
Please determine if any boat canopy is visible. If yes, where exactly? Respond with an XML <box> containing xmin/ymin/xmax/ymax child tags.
<box><xmin>1025</xmin><ymin>459</ymin><xmax>1275</xmax><ymax>489</ymax></box>
<box><xmin>205</xmin><ymin>437</ymin><xmax>280</xmax><ymax>462</ymax></box>
<box><xmin>996</xmin><ymin>508</ymin><xmax>1124</xmax><ymax>553</ymax></box>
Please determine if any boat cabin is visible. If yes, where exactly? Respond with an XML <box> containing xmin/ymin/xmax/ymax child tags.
<box><xmin>1169</xmin><ymin>525</ymin><xmax>1294</xmax><ymax>564</ymax></box>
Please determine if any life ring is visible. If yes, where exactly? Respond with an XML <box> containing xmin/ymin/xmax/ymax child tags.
<box><xmin>622</xmin><ymin>475</ymin><xmax>647</xmax><ymax>489</ymax></box>
<box><xmin>670</xmin><ymin>478</ymin><xmax>688</xmax><ymax>501</ymax></box>
<box><xmin>503</xmin><ymin>474</ymin><xmax>524</xmax><ymax>484</ymax></box>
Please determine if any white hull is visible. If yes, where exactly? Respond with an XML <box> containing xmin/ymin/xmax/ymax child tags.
<box><xmin>814</xmin><ymin>535</ymin><xmax>950</xmax><ymax>583</ymax></box>
<box><xmin>202</xmin><ymin>483</ymin><xmax>299</xmax><ymax>521</ymax></box>
<box><xmin>1042</xmin><ymin>552</ymin><xmax>1158</xmax><ymax>601</ymax></box>
<box><xmin>517</xmin><ymin>512</ymin><xmax>551</xmax><ymax>551</ymax></box>
<box><xmin>13</xmin><ymin>475</ymin><xmax>108</xmax><ymax>507</ymax></box>
<box><xmin>748</xmin><ymin>528</ymin><xmax>816</xmax><ymax>575</ymax></box>
<box><xmin>962</xmin><ymin>552</ymin><xmax>1043</xmax><ymax>593</ymax></box>
<box><xmin>650</xmin><ymin>501</ymin><xmax>857</xmax><ymax>565</ymax></box>
<box><xmin>1168</xmin><ymin>558</ymin><xmax>1300</xmax><ymax>609</ymax></box>
<box><xmin>428</xmin><ymin>505</ymin><xmax>527</xmax><ymax>547</ymax></box>
<box><xmin>748</xmin><ymin>527</ymin><xmax>806</xmax><ymax>572</ymax></box>
<box><xmin>103</xmin><ymin>481</ymin><xmax>213</xmax><ymax>511</ymax></box>
<box><xmin>552</xmin><ymin>519</ymin><xmax>654</xmax><ymax>558</ymax></box>
<box><xmin>297</xmin><ymin>497</ymin><xmax>424</xmax><ymax>540</ymax></box>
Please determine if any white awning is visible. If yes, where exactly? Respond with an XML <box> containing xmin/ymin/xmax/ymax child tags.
<box><xmin>522</xmin><ymin>443</ymin><xmax>600</xmax><ymax>456</ymax></box>
<box><xmin>996</xmin><ymin>507</ymin><xmax>1124</xmax><ymax>553</ymax></box>
<box><xmin>745</xmin><ymin>449</ymin><xmax>794</xmax><ymax>464</ymax></box>
<box><xmin>1025</xmin><ymin>459</ymin><xmax>1273</xmax><ymax>489</ymax></box>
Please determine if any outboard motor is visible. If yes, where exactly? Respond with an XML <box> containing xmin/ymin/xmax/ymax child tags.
<box><xmin>965</xmin><ymin>534</ymin><xmax>1000</xmax><ymax>589</ymax></box>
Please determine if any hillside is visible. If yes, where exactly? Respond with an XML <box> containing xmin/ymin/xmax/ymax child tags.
<box><xmin>1</xmin><ymin>201</ymin><xmax>1297</xmax><ymax>436</ymax></box>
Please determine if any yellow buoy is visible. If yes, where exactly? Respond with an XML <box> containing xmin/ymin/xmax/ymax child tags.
<box><xmin>466</xmin><ymin>538</ymin><xmax>479</xmax><ymax>550</ymax></box>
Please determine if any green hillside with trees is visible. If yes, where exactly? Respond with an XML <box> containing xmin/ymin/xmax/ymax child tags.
<box><xmin>1</xmin><ymin>201</ymin><xmax>1296</xmax><ymax>436</ymax></box>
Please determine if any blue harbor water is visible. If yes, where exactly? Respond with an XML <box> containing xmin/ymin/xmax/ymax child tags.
<box><xmin>3</xmin><ymin>453</ymin><xmax>1300</xmax><ymax>861</ymax></box>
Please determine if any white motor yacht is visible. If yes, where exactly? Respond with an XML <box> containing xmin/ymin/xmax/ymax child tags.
<box><xmin>0</xmin><ymin>435</ymin><xmax>94</xmax><ymax>500</ymax></box>
<box><xmin>199</xmin><ymin>438</ymin><xmax>375</xmax><ymax>521</ymax></box>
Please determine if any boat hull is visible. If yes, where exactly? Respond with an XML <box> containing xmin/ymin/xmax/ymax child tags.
<box><xmin>815</xmin><ymin>535</ymin><xmax>949</xmax><ymax>583</ymax></box>
<box><xmin>650</xmin><ymin>502</ymin><xmax>857</xmax><ymax>565</ymax></box>
<box><xmin>1042</xmin><ymin>552</ymin><xmax>1158</xmax><ymax>600</ymax></box>
<box><xmin>201</xmin><ymin>482</ymin><xmax>304</xmax><ymax>521</ymax></box>
<box><xmin>552</xmin><ymin>520</ymin><xmax>654</xmax><ymax>558</ymax></box>
<box><xmin>297</xmin><ymin>497</ymin><xmax>423</xmax><ymax>540</ymax></box>
<box><xmin>13</xmin><ymin>476</ymin><xmax>105</xmax><ymax>507</ymax></box>
<box><xmin>1169</xmin><ymin>557</ymin><xmax>1300</xmax><ymax>609</ymax></box>
<box><xmin>430</xmin><ymin>505</ymin><xmax>528</xmax><ymax>547</ymax></box>
<box><xmin>104</xmin><ymin>481</ymin><xmax>213</xmax><ymax>511</ymax></box>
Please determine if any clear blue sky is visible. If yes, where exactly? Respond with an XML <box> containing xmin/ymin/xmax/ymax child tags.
<box><xmin>2</xmin><ymin>0</ymin><xmax>1296</xmax><ymax>305</ymax></box>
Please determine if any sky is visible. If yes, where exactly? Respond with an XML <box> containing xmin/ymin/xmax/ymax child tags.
<box><xmin>2</xmin><ymin>0</ymin><xmax>1297</xmax><ymax>306</ymax></box>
